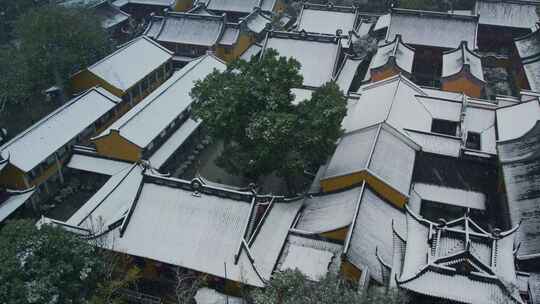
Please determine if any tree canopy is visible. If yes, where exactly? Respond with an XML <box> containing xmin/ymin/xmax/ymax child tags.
<box><xmin>15</xmin><ymin>5</ymin><xmax>112</xmax><ymax>94</ymax></box>
<box><xmin>0</xmin><ymin>220</ymin><xmax>139</xmax><ymax>304</ymax></box>
<box><xmin>0</xmin><ymin>4</ymin><xmax>112</xmax><ymax>109</ymax></box>
<box><xmin>191</xmin><ymin>50</ymin><xmax>347</xmax><ymax>189</ymax></box>
<box><xmin>251</xmin><ymin>269</ymin><xmax>405</xmax><ymax>304</ymax></box>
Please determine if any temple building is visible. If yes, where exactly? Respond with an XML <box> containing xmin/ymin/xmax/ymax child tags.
<box><xmin>92</xmin><ymin>54</ymin><xmax>225</xmax><ymax>168</ymax></box>
<box><xmin>144</xmin><ymin>10</ymin><xmax>268</xmax><ymax>63</ymax></box>
<box><xmin>38</xmin><ymin>164</ymin><xmax>303</xmax><ymax>293</ymax></box>
<box><xmin>368</xmin><ymin>34</ymin><xmax>415</xmax><ymax>82</ymax></box>
<box><xmin>261</xmin><ymin>31</ymin><xmax>343</xmax><ymax>89</ymax></box>
<box><xmin>71</xmin><ymin>36</ymin><xmax>174</xmax><ymax>115</ymax></box>
<box><xmin>0</xmin><ymin>88</ymin><xmax>121</xmax><ymax>199</ymax></box>
<box><xmin>441</xmin><ymin>41</ymin><xmax>486</xmax><ymax>98</ymax></box>
<box><xmin>191</xmin><ymin>0</ymin><xmax>285</xmax><ymax>21</ymax></box>
<box><xmin>112</xmin><ymin>0</ymin><xmax>188</xmax><ymax>19</ymax></box>
<box><xmin>474</xmin><ymin>0</ymin><xmax>538</xmax><ymax>51</ymax></box>
<box><xmin>295</xmin><ymin>2</ymin><xmax>359</xmax><ymax>36</ymax></box>
<box><xmin>385</xmin><ymin>8</ymin><xmax>479</xmax><ymax>87</ymax></box>
<box><xmin>389</xmin><ymin>207</ymin><xmax>523</xmax><ymax>304</ymax></box>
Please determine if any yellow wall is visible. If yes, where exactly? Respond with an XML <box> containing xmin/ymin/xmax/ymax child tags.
<box><xmin>320</xmin><ymin>171</ymin><xmax>407</xmax><ymax>209</ymax></box>
<box><xmin>216</xmin><ymin>33</ymin><xmax>256</xmax><ymax>62</ymax></box>
<box><xmin>0</xmin><ymin>164</ymin><xmax>27</xmax><ymax>189</ymax></box>
<box><xmin>320</xmin><ymin>227</ymin><xmax>349</xmax><ymax>242</ymax></box>
<box><xmin>441</xmin><ymin>74</ymin><xmax>483</xmax><ymax>98</ymax></box>
<box><xmin>93</xmin><ymin>131</ymin><xmax>142</xmax><ymax>162</ymax></box>
<box><xmin>371</xmin><ymin>66</ymin><xmax>400</xmax><ymax>83</ymax></box>
<box><xmin>174</xmin><ymin>0</ymin><xmax>192</xmax><ymax>11</ymax></box>
<box><xmin>71</xmin><ymin>69</ymin><xmax>125</xmax><ymax>98</ymax></box>
<box><xmin>341</xmin><ymin>260</ymin><xmax>362</xmax><ymax>283</ymax></box>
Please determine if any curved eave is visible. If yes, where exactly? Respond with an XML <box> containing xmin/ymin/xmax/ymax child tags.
<box><xmin>441</xmin><ymin>66</ymin><xmax>486</xmax><ymax>85</ymax></box>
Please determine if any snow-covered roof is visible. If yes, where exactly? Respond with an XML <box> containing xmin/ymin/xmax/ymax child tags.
<box><xmin>323</xmin><ymin>123</ymin><xmax>418</xmax><ymax>195</ymax></box>
<box><xmin>345</xmin><ymin>75</ymin><xmax>432</xmax><ymax>134</ymax></box>
<box><xmin>67</xmin><ymin>153</ymin><xmax>132</xmax><ymax>175</ymax></box>
<box><xmin>95</xmin><ymin>54</ymin><xmax>225</xmax><ymax>149</ymax></box>
<box><xmin>148</xmin><ymin>118</ymin><xmax>201</xmax><ymax>168</ymax></box>
<box><xmin>88</xmin><ymin>36</ymin><xmax>173</xmax><ymax>92</ymax></box>
<box><xmin>515</xmin><ymin>28</ymin><xmax>540</xmax><ymax>60</ymax></box>
<box><xmin>496</xmin><ymin>98</ymin><xmax>540</xmax><ymax>142</ymax></box>
<box><xmin>219</xmin><ymin>24</ymin><xmax>240</xmax><ymax>46</ymax></box>
<box><xmin>442</xmin><ymin>41</ymin><xmax>485</xmax><ymax>82</ymax></box>
<box><xmin>295</xmin><ymin>186</ymin><xmax>363</xmax><ymax>234</ymax></box>
<box><xmin>196</xmin><ymin>0</ymin><xmax>276</xmax><ymax>14</ymax></box>
<box><xmin>0</xmin><ymin>189</ymin><xmax>36</xmax><ymax>223</ymax></box>
<box><xmin>263</xmin><ymin>31</ymin><xmax>341</xmax><ymax>88</ymax></box>
<box><xmin>279</xmin><ymin>243</ymin><xmax>334</xmax><ymax>280</ymax></box>
<box><xmin>0</xmin><ymin>87</ymin><xmax>120</xmax><ymax>173</ymax></box>
<box><xmin>395</xmin><ymin>209</ymin><xmax>522</xmax><ymax>304</ymax></box>
<box><xmin>243</xmin><ymin>10</ymin><xmax>272</xmax><ymax>34</ymax></box>
<box><xmin>405</xmin><ymin>129</ymin><xmax>462</xmax><ymax>157</ymax></box>
<box><xmin>145</xmin><ymin>12</ymin><xmax>226</xmax><ymax>47</ymax></box>
<box><xmin>92</xmin><ymin>0</ymin><xmax>130</xmax><ymax>29</ymax></box>
<box><xmin>474</xmin><ymin>0</ymin><xmax>539</xmax><ymax>29</ymax></box>
<box><xmin>373</xmin><ymin>13</ymin><xmax>390</xmax><ymax>32</ymax></box>
<box><xmin>345</xmin><ymin>184</ymin><xmax>406</xmax><ymax>284</ymax></box>
<box><xmin>108</xmin><ymin>177</ymin><xmax>300</xmax><ymax>287</ymax></box>
<box><xmin>386</xmin><ymin>8</ymin><xmax>478</xmax><ymax>49</ymax></box>
<box><xmin>412</xmin><ymin>183</ymin><xmax>486</xmax><ymax>210</ymax></box>
<box><xmin>370</xmin><ymin>34</ymin><xmax>415</xmax><ymax>74</ymax></box>
<box><xmin>66</xmin><ymin>164</ymin><xmax>144</xmax><ymax>228</ymax></box>
<box><xmin>277</xmin><ymin>234</ymin><xmax>343</xmax><ymax>281</ymax></box>
<box><xmin>335</xmin><ymin>54</ymin><xmax>363</xmax><ymax>93</ymax></box>
<box><xmin>240</xmin><ymin>43</ymin><xmax>262</xmax><ymax>61</ymax></box>
<box><xmin>297</xmin><ymin>3</ymin><xmax>358</xmax><ymax>36</ymax></box>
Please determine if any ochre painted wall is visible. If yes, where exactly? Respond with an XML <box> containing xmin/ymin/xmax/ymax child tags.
<box><xmin>93</xmin><ymin>131</ymin><xmax>142</xmax><ymax>162</ymax></box>
<box><xmin>320</xmin><ymin>171</ymin><xmax>367</xmax><ymax>193</ymax></box>
<box><xmin>0</xmin><ymin>164</ymin><xmax>27</xmax><ymax>189</ymax></box>
<box><xmin>341</xmin><ymin>260</ymin><xmax>362</xmax><ymax>283</ymax></box>
<box><xmin>320</xmin><ymin>227</ymin><xmax>349</xmax><ymax>242</ymax></box>
<box><xmin>371</xmin><ymin>66</ymin><xmax>400</xmax><ymax>83</ymax></box>
<box><xmin>320</xmin><ymin>171</ymin><xmax>407</xmax><ymax>209</ymax></box>
<box><xmin>71</xmin><ymin>69</ymin><xmax>125</xmax><ymax>98</ymax></box>
<box><xmin>216</xmin><ymin>33</ymin><xmax>256</xmax><ymax>62</ymax></box>
<box><xmin>174</xmin><ymin>0</ymin><xmax>192</xmax><ymax>11</ymax></box>
<box><xmin>441</xmin><ymin>74</ymin><xmax>483</xmax><ymax>98</ymax></box>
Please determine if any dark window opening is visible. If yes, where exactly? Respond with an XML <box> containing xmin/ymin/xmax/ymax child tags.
<box><xmin>431</xmin><ymin>119</ymin><xmax>458</xmax><ymax>136</ymax></box>
<box><xmin>465</xmin><ymin>132</ymin><xmax>481</xmax><ymax>150</ymax></box>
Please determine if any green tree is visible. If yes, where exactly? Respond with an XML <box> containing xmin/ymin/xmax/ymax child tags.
<box><xmin>0</xmin><ymin>219</ymin><xmax>140</xmax><ymax>304</ymax></box>
<box><xmin>191</xmin><ymin>49</ymin><xmax>347</xmax><ymax>192</ymax></box>
<box><xmin>251</xmin><ymin>269</ymin><xmax>405</xmax><ymax>304</ymax></box>
<box><xmin>0</xmin><ymin>0</ymin><xmax>46</xmax><ymax>44</ymax></box>
<box><xmin>13</xmin><ymin>4</ymin><xmax>112</xmax><ymax>101</ymax></box>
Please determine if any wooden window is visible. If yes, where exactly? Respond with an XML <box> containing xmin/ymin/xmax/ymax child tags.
<box><xmin>431</xmin><ymin>119</ymin><xmax>458</xmax><ymax>136</ymax></box>
<box><xmin>466</xmin><ymin>132</ymin><xmax>481</xmax><ymax>150</ymax></box>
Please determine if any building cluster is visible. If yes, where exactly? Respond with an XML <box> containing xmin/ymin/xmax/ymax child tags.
<box><xmin>1</xmin><ymin>0</ymin><xmax>540</xmax><ymax>303</ymax></box>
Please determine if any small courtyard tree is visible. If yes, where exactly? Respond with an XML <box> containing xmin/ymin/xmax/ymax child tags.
<box><xmin>250</xmin><ymin>269</ymin><xmax>405</xmax><ymax>304</ymax></box>
<box><xmin>190</xmin><ymin>49</ymin><xmax>347</xmax><ymax>193</ymax></box>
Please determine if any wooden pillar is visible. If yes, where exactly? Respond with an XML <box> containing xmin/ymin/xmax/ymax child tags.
<box><xmin>54</xmin><ymin>152</ymin><xmax>64</xmax><ymax>184</ymax></box>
